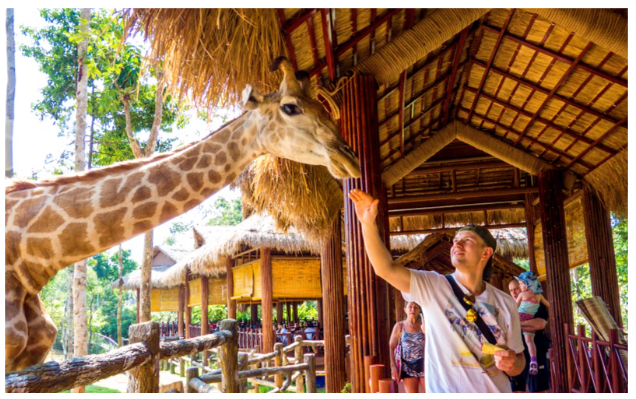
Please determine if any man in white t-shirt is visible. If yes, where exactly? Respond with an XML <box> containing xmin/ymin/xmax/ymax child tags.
<box><xmin>348</xmin><ymin>189</ymin><xmax>525</xmax><ymax>393</ymax></box>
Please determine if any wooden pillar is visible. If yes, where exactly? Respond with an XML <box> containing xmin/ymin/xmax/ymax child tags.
<box><xmin>250</xmin><ymin>304</ymin><xmax>258</xmax><ymax>327</ymax></box>
<box><xmin>317</xmin><ymin>299</ymin><xmax>324</xmax><ymax>328</ymax></box>
<box><xmin>177</xmin><ymin>284</ymin><xmax>185</xmax><ymax>339</ymax></box>
<box><xmin>286</xmin><ymin>302</ymin><xmax>292</xmax><ymax>324</ymax></box>
<box><xmin>582</xmin><ymin>187</ymin><xmax>622</xmax><ymax>328</ymax></box>
<box><xmin>320</xmin><ymin>213</ymin><xmax>347</xmax><ymax>393</ymax></box>
<box><xmin>276</xmin><ymin>301</ymin><xmax>284</xmax><ymax>325</ymax></box>
<box><xmin>524</xmin><ymin>194</ymin><xmax>539</xmax><ymax>274</ymax></box>
<box><xmin>293</xmin><ymin>302</ymin><xmax>299</xmax><ymax>323</ymax></box>
<box><xmin>127</xmin><ymin>321</ymin><xmax>160</xmax><ymax>392</ymax></box>
<box><xmin>538</xmin><ymin>169</ymin><xmax>573</xmax><ymax>393</ymax></box>
<box><xmin>394</xmin><ymin>286</ymin><xmax>405</xmax><ymax>324</ymax></box>
<box><xmin>226</xmin><ymin>257</ymin><xmax>236</xmax><ymax>319</ymax></box>
<box><xmin>201</xmin><ymin>275</ymin><xmax>209</xmax><ymax>367</ymax></box>
<box><xmin>260</xmin><ymin>246</ymin><xmax>274</xmax><ymax>353</ymax></box>
<box><xmin>136</xmin><ymin>289</ymin><xmax>140</xmax><ymax>323</ymax></box>
<box><xmin>185</xmin><ymin>271</ymin><xmax>191</xmax><ymax>339</ymax></box>
<box><xmin>341</xmin><ymin>73</ymin><xmax>391</xmax><ymax>392</ymax></box>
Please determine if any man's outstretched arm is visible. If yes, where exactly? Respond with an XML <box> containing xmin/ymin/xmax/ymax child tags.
<box><xmin>348</xmin><ymin>189</ymin><xmax>411</xmax><ymax>293</ymax></box>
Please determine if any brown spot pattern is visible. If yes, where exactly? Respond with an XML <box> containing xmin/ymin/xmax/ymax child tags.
<box><xmin>95</xmin><ymin>208</ymin><xmax>127</xmax><ymax>248</ymax></box>
<box><xmin>241</xmin><ymin>137</ymin><xmax>247</xmax><ymax>146</ymax></box>
<box><xmin>159</xmin><ymin>201</ymin><xmax>179</xmax><ymax>223</ymax></box>
<box><xmin>53</xmin><ymin>187</ymin><xmax>95</xmax><ymax>219</ymax></box>
<box><xmin>215</xmin><ymin>129</ymin><xmax>231</xmax><ymax>143</ymax></box>
<box><xmin>187</xmin><ymin>172</ymin><xmax>204</xmax><ymax>192</ymax></box>
<box><xmin>148</xmin><ymin>166</ymin><xmax>181</xmax><ymax>196</ymax></box>
<box><xmin>99</xmin><ymin>172</ymin><xmax>144</xmax><ymax>208</ymax></box>
<box><xmin>214</xmin><ymin>151</ymin><xmax>227</xmax><ymax>166</ymax></box>
<box><xmin>177</xmin><ymin>156</ymin><xmax>198</xmax><ymax>172</ymax></box>
<box><xmin>172</xmin><ymin>187</ymin><xmax>190</xmax><ymax>201</ymax></box>
<box><xmin>200</xmin><ymin>187</ymin><xmax>216</xmax><ymax>197</ymax></box>
<box><xmin>27</xmin><ymin>207</ymin><xmax>66</xmax><ymax>233</ymax></box>
<box><xmin>25</xmin><ymin>237</ymin><xmax>54</xmax><ymax>260</ymax></box>
<box><xmin>132</xmin><ymin>186</ymin><xmax>151</xmax><ymax>203</ymax></box>
<box><xmin>224</xmin><ymin>172</ymin><xmax>237</xmax><ymax>185</ymax></box>
<box><xmin>196</xmin><ymin>154</ymin><xmax>211</xmax><ymax>169</ymax></box>
<box><xmin>133</xmin><ymin>202</ymin><xmax>158</xmax><ymax>219</ymax></box>
<box><xmin>14</xmin><ymin>196</ymin><xmax>49</xmax><ymax>228</ymax></box>
<box><xmin>203</xmin><ymin>142</ymin><xmax>222</xmax><ymax>153</ymax></box>
<box><xmin>208</xmin><ymin>170</ymin><xmax>222</xmax><ymax>184</ymax></box>
<box><xmin>224</xmin><ymin>164</ymin><xmax>231</xmax><ymax>172</ymax></box>
<box><xmin>133</xmin><ymin>220</ymin><xmax>153</xmax><ymax>235</ymax></box>
<box><xmin>60</xmin><ymin>223</ymin><xmax>96</xmax><ymax>257</ymax></box>
<box><xmin>183</xmin><ymin>199</ymin><xmax>200</xmax><ymax>212</ymax></box>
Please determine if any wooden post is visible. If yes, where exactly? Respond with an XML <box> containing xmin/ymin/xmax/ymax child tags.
<box><xmin>201</xmin><ymin>275</ymin><xmax>209</xmax><ymax>367</ymax></box>
<box><xmin>180</xmin><ymin>357</ymin><xmax>185</xmax><ymax>378</ymax></box>
<box><xmin>250</xmin><ymin>304</ymin><xmax>258</xmax><ymax>327</ymax></box>
<box><xmin>250</xmin><ymin>350</ymin><xmax>260</xmax><ymax>393</ymax></box>
<box><xmin>218</xmin><ymin>319</ymin><xmax>239</xmax><ymax>393</ymax></box>
<box><xmin>238</xmin><ymin>352</ymin><xmax>249</xmax><ymax>393</ymax></box>
<box><xmin>370</xmin><ymin>364</ymin><xmax>384</xmax><ymax>393</ymax></box>
<box><xmin>226</xmin><ymin>257</ymin><xmax>236</xmax><ymax>319</ymax></box>
<box><xmin>537</xmin><ymin>169</ymin><xmax>573</xmax><ymax>393</ymax></box>
<box><xmin>342</xmin><ymin>73</ymin><xmax>391</xmax><ymax>392</ymax></box>
<box><xmin>304</xmin><ymin>353</ymin><xmax>317</xmax><ymax>393</ymax></box>
<box><xmin>274</xmin><ymin>342</ymin><xmax>283</xmax><ymax>389</ymax></box>
<box><xmin>286</xmin><ymin>302</ymin><xmax>292</xmax><ymax>324</ymax></box>
<box><xmin>320</xmin><ymin>212</ymin><xmax>347</xmax><ymax>393</ymax></box>
<box><xmin>582</xmin><ymin>187</ymin><xmax>622</xmax><ymax>328</ymax></box>
<box><xmin>185</xmin><ymin>272</ymin><xmax>191</xmax><ymax>339</ymax></box>
<box><xmin>276</xmin><ymin>301</ymin><xmax>284</xmax><ymax>325</ymax></box>
<box><xmin>185</xmin><ymin>367</ymin><xmax>198</xmax><ymax>393</ymax></box>
<box><xmin>260</xmin><ymin>247</ymin><xmax>275</xmax><ymax>353</ymax></box>
<box><xmin>127</xmin><ymin>322</ymin><xmax>160</xmax><ymax>393</ymax></box>
<box><xmin>294</xmin><ymin>335</ymin><xmax>306</xmax><ymax>393</ymax></box>
<box><xmin>292</xmin><ymin>302</ymin><xmax>299</xmax><ymax>324</ymax></box>
<box><xmin>136</xmin><ymin>289</ymin><xmax>140</xmax><ymax>323</ymax></box>
<box><xmin>177</xmin><ymin>284</ymin><xmax>185</xmax><ymax>339</ymax></box>
<box><xmin>394</xmin><ymin>286</ymin><xmax>405</xmax><ymax>323</ymax></box>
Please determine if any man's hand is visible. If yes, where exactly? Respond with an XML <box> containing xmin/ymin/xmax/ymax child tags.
<box><xmin>348</xmin><ymin>189</ymin><xmax>379</xmax><ymax>226</ymax></box>
<box><xmin>520</xmin><ymin>318</ymin><xmax>547</xmax><ymax>333</ymax></box>
<box><xmin>494</xmin><ymin>349</ymin><xmax>525</xmax><ymax>377</ymax></box>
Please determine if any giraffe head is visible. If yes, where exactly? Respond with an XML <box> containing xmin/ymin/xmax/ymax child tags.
<box><xmin>239</xmin><ymin>57</ymin><xmax>361</xmax><ymax>179</ymax></box>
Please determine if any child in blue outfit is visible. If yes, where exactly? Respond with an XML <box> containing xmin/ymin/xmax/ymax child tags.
<box><xmin>514</xmin><ymin>271</ymin><xmax>549</xmax><ymax>375</ymax></box>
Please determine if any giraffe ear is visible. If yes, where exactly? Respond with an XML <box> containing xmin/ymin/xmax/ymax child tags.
<box><xmin>295</xmin><ymin>70</ymin><xmax>312</xmax><ymax>97</ymax></box>
<box><xmin>240</xmin><ymin>84</ymin><xmax>264</xmax><ymax>110</ymax></box>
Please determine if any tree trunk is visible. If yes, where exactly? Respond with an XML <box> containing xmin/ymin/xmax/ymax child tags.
<box><xmin>71</xmin><ymin>9</ymin><xmax>91</xmax><ymax>393</ymax></box>
<box><xmin>5</xmin><ymin>8</ymin><xmax>15</xmax><ymax>178</ymax></box>
<box><xmin>117</xmin><ymin>245</ymin><xmax>123</xmax><ymax>347</ymax></box>
<box><xmin>140</xmin><ymin>230</ymin><xmax>153</xmax><ymax>322</ymax></box>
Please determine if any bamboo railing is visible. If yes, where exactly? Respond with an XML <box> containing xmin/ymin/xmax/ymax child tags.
<box><xmin>5</xmin><ymin>319</ymin><xmax>238</xmax><ymax>393</ymax></box>
<box><xmin>564</xmin><ymin>324</ymin><xmax>628</xmax><ymax>393</ymax></box>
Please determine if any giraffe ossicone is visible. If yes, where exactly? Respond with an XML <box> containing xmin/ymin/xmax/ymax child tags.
<box><xmin>4</xmin><ymin>57</ymin><xmax>360</xmax><ymax>372</ymax></box>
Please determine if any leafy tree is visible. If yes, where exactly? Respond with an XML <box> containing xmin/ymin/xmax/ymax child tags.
<box><xmin>207</xmin><ymin>197</ymin><xmax>243</xmax><ymax>226</ymax></box>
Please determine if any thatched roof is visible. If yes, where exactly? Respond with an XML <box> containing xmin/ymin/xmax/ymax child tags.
<box><xmin>126</xmin><ymin>8</ymin><xmax>627</xmax><ymax>236</ymax></box>
<box><xmin>159</xmin><ymin>214</ymin><xmax>319</xmax><ymax>288</ymax></box>
<box><xmin>112</xmin><ymin>264</ymin><xmax>176</xmax><ymax>291</ymax></box>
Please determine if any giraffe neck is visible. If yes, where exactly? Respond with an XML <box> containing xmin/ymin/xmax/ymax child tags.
<box><xmin>5</xmin><ymin>111</ymin><xmax>265</xmax><ymax>295</ymax></box>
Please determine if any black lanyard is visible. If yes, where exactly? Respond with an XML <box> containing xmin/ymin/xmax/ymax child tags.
<box><xmin>445</xmin><ymin>275</ymin><xmax>497</xmax><ymax>345</ymax></box>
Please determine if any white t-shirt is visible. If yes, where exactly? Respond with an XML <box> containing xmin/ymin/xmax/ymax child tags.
<box><xmin>408</xmin><ymin>270</ymin><xmax>524</xmax><ymax>393</ymax></box>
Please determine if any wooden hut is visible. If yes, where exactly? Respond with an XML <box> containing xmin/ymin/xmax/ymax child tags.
<box><xmin>126</xmin><ymin>9</ymin><xmax>627</xmax><ymax>392</ymax></box>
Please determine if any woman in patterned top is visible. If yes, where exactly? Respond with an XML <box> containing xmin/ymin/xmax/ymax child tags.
<box><xmin>390</xmin><ymin>301</ymin><xmax>426</xmax><ymax>392</ymax></box>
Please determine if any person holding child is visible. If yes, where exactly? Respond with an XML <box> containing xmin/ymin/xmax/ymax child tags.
<box><xmin>514</xmin><ymin>271</ymin><xmax>549</xmax><ymax>375</ymax></box>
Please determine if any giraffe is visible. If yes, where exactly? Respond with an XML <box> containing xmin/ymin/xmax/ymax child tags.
<box><xmin>4</xmin><ymin>57</ymin><xmax>361</xmax><ymax>372</ymax></box>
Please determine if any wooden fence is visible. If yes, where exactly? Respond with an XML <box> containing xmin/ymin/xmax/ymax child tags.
<box><xmin>563</xmin><ymin>324</ymin><xmax>627</xmax><ymax>393</ymax></box>
<box><xmin>5</xmin><ymin>319</ymin><xmax>239</xmax><ymax>393</ymax></box>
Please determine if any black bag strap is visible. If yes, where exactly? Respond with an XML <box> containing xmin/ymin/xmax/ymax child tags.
<box><xmin>445</xmin><ymin>275</ymin><xmax>497</xmax><ymax>345</ymax></box>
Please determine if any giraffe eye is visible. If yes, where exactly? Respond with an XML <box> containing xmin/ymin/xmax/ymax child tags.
<box><xmin>282</xmin><ymin>104</ymin><xmax>301</xmax><ymax>116</ymax></box>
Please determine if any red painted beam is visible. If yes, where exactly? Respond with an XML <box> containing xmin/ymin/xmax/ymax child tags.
<box><xmin>442</xmin><ymin>27</ymin><xmax>469</xmax><ymax>126</ymax></box>
<box><xmin>466</xmin><ymin>9</ymin><xmax>515</xmax><ymax>124</ymax></box>
<box><xmin>320</xmin><ymin>9</ymin><xmax>337</xmax><ymax>82</ymax></box>
<box><xmin>482</xmin><ymin>24</ymin><xmax>627</xmax><ymax>88</ymax></box>
<box><xmin>514</xmin><ymin>42</ymin><xmax>593</xmax><ymax>147</ymax></box>
<box><xmin>306</xmin><ymin>14</ymin><xmax>320</xmax><ymax>67</ymax></box>
<box><xmin>398</xmin><ymin>71</ymin><xmax>406</xmax><ymax>155</ymax></box>
<box><xmin>338</xmin><ymin>9</ymin><xmax>401</xmax><ymax>57</ymax></box>
<box><xmin>283</xmin><ymin>9</ymin><xmax>317</xmax><ymax>34</ymax></box>
<box><xmin>564</xmin><ymin>116</ymin><xmax>627</xmax><ymax>169</ymax></box>
<box><xmin>277</xmin><ymin>9</ymin><xmax>298</xmax><ymax>71</ymax></box>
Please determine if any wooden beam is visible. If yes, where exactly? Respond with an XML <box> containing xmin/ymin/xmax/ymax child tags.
<box><xmin>410</xmin><ymin>160</ymin><xmax>511</xmax><ymax>176</ymax></box>
<box><xmin>398</xmin><ymin>71</ymin><xmax>406</xmax><ymax>156</ymax></box>
<box><xmin>178</xmin><ymin>284</ymin><xmax>185</xmax><ymax>339</ymax></box>
<box><xmin>200</xmin><ymin>275</ymin><xmax>209</xmax><ymax>366</ymax></box>
<box><xmin>514</xmin><ymin>42</ymin><xmax>593</xmax><ymax>147</ymax></box>
<box><xmin>260</xmin><ymin>247</ymin><xmax>274</xmax><ymax>353</ymax></box>
<box><xmin>283</xmin><ymin>9</ymin><xmax>317</xmax><ymax>34</ymax></box>
<box><xmin>466</xmin><ymin>9</ymin><xmax>514</xmax><ymax>123</ymax></box>
<box><xmin>337</xmin><ymin>9</ymin><xmax>401</xmax><ymax>57</ymax></box>
<box><xmin>389</xmin><ymin>186</ymin><xmax>539</xmax><ymax>205</ymax></box>
<box><xmin>226</xmin><ymin>257</ymin><xmax>236</xmax><ymax>319</ymax></box>
<box><xmin>390</xmin><ymin>223</ymin><xmax>527</xmax><ymax>236</ymax></box>
<box><xmin>564</xmin><ymin>116</ymin><xmax>627</xmax><ymax>169</ymax></box>
<box><xmin>320</xmin><ymin>9</ymin><xmax>337</xmax><ymax>82</ymax></box>
<box><xmin>482</xmin><ymin>24</ymin><xmax>627</xmax><ymax>88</ymax></box>
<box><xmin>389</xmin><ymin>202</ymin><xmax>524</xmax><ymax>217</ymax></box>
<box><xmin>389</xmin><ymin>193</ymin><xmax>528</xmax><ymax>210</ymax></box>
<box><xmin>306</xmin><ymin>14</ymin><xmax>320</xmax><ymax>66</ymax></box>
<box><xmin>443</xmin><ymin>27</ymin><xmax>469</xmax><ymax>126</ymax></box>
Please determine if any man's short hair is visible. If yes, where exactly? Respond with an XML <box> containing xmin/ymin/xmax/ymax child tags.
<box><xmin>457</xmin><ymin>224</ymin><xmax>497</xmax><ymax>279</ymax></box>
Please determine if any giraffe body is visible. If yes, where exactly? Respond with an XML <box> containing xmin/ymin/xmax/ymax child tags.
<box><xmin>4</xmin><ymin>58</ymin><xmax>360</xmax><ymax>371</ymax></box>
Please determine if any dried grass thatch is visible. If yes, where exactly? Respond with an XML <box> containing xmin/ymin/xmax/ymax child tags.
<box><xmin>124</xmin><ymin>9</ymin><xmax>286</xmax><ymax>108</ymax></box>
<box><xmin>390</xmin><ymin>208</ymin><xmax>526</xmax><ymax>232</ymax></box>
<box><xmin>232</xmin><ymin>155</ymin><xmax>343</xmax><ymax>243</ymax></box>
<box><xmin>113</xmin><ymin>264</ymin><xmax>178</xmax><ymax>291</ymax></box>
<box><xmin>583</xmin><ymin>148</ymin><xmax>627</xmax><ymax>219</ymax></box>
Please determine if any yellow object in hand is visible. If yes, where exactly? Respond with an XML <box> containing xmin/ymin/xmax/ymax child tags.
<box><xmin>481</xmin><ymin>342</ymin><xmax>506</xmax><ymax>355</ymax></box>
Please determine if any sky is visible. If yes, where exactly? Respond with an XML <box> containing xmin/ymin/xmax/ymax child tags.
<box><xmin>3</xmin><ymin>8</ymin><xmax>241</xmax><ymax>266</ymax></box>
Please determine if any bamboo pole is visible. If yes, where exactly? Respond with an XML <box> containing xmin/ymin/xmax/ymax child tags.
<box><xmin>260</xmin><ymin>247</ymin><xmax>274</xmax><ymax>353</ymax></box>
<box><xmin>538</xmin><ymin>169</ymin><xmax>573</xmax><ymax>393</ymax></box>
<box><xmin>226</xmin><ymin>257</ymin><xmax>236</xmax><ymax>319</ymax></box>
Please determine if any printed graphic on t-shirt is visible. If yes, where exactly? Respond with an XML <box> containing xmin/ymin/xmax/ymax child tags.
<box><xmin>444</xmin><ymin>300</ymin><xmax>505</xmax><ymax>378</ymax></box>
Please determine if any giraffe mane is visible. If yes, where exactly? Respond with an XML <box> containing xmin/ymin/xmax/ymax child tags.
<box><xmin>5</xmin><ymin>115</ymin><xmax>247</xmax><ymax>195</ymax></box>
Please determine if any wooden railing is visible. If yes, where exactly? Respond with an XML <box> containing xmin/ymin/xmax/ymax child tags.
<box><xmin>5</xmin><ymin>319</ymin><xmax>239</xmax><ymax>393</ymax></box>
<box><xmin>563</xmin><ymin>324</ymin><xmax>627</xmax><ymax>393</ymax></box>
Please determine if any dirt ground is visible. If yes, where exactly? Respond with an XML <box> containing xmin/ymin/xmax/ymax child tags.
<box><xmin>46</xmin><ymin>349</ymin><xmax>186</xmax><ymax>393</ymax></box>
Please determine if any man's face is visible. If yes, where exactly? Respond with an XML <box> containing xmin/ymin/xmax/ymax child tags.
<box><xmin>509</xmin><ymin>280</ymin><xmax>521</xmax><ymax>300</ymax></box>
<box><xmin>451</xmin><ymin>230</ymin><xmax>491</xmax><ymax>272</ymax></box>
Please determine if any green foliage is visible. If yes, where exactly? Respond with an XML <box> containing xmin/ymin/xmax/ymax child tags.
<box><xmin>207</xmin><ymin>197</ymin><xmax>243</xmax><ymax>226</ymax></box>
<box><xmin>61</xmin><ymin>385</ymin><xmax>120</xmax><ymax>393</ymax></box>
